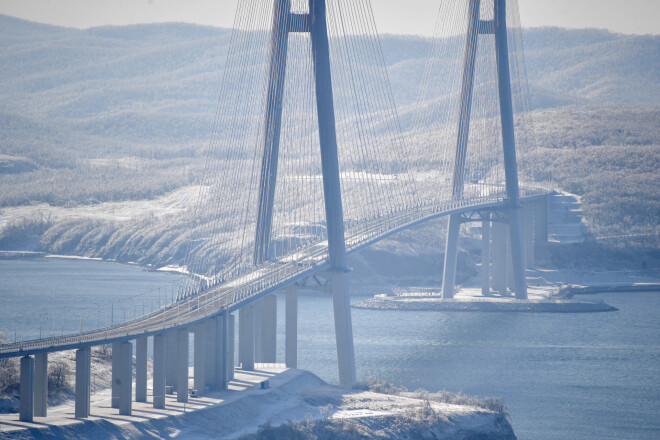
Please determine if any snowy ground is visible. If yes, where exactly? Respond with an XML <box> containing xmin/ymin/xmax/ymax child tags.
<box><xmin>0</xmin><ymin>185</ymin><xmax>202</xmax><ymax>230</ymax></box>
<box><xmin>0</xmin><ymin>366</ymin><xmax>513</xmax><ymax>440</ymax></box>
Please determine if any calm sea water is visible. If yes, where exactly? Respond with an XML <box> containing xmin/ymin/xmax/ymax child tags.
<box><xmin>1</xmin><ymin>257</ymin><xmax>659</xmax><ymax>440</ymax></box>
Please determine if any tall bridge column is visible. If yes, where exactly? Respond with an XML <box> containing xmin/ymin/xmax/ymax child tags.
<box><xmin>285</xmin><ymin>285</ymin><xmax>297</xmax><ymax>368</ymax></box>
<box><xmin>260</xmin><ymin>295</ymin><xmax>277</xmax><ymax>364</ymax></box>
<box><xmin>227</xmin><ymin>313</ymin><xmax>235</xmax><ymax>381</ymax></box>
<box><xmin>534</xmin><ymin>197</ymin><xmax>548</xmax><ymax>246</ymax></box>
<box><xmin>135</xmin><ymin>336</ymin><xmax>148</xmax><ymax>403</ymax></box>
<box><xmin>177</xmin><ymin>328</ymin><xmax>189</xmax><ymax>403</ymax></box>
<box><xmin>74</xmin><ymin>347</ymin><xmax>91</xmax><ymax>418</ymax></box>
<box><xmin>310</xmin><ymin>0</ymin><xmax>356</xmax><ymax>387</ymax></box>
<box><xmin>442</xmin><ymin>214</ymin><xmax>462</xmax><ymax>299</ymax></box>
<box><xmin>153</xmin><ymin>333</ymin><xmax>166</xmax><ymax>409</ymax></box>
<box><xmin>524</xmin><ymin>204</ymin><xmax>534</xmax><ymax>268</ymax></box>
<box><xmin>239</xmin><ymin>305</ymin><xmax>255</xmax><ymax>371</ymax></box>
<box><xmin>111</xmin><ymin>341</ymin><xmax>120</xmax><ymax>408</ymax></box>
<box><xmin>507</xmin><ymin>233</ymin><xmax>515</xmax><ymax>292</ymax></box>
<box><xmin>34</xmin><ymin>353</ymin><xmax>47</xmax><ymax>417</ymax></box>
<box><xmin>481</xmin><ymin>215</ymin><xmax>491</xmax><ymax>296</ymax></box>
<box><xmin>492</xmin><ymin>221</ymin><xmax>508</xmax><ymax>295</ymax></box>
<box><xmin>218</xmin><ymin>311</ymin><xmax>229</xmax><ymax>389</ymax></box>
<box><xmin>118</xmin><ymin>341</ymin><xmax>132</xmax><ymax>415</ymax></box>
<box><xmin>194</xmin><ymin>323</ymin><xmax>205</xmax><ymax>396</ymax></box>
<box><xmin>166</xmin><ymin>331</ymin><xmax>178</xmax><ymax>391</ymax></box>
<box><xmin>205</xmin><ymin>318</ymin><xmax>217</xmax><ymax>390</ymax></box>
<box><xmin>19</xmin><ymin>356</ymin><xmax>34</xmax><ymax>422</ymax></box>
<box><xmin>495</xmin><ymin>0</ymin><xmax>527</xmax><ymax>299</ymax></box>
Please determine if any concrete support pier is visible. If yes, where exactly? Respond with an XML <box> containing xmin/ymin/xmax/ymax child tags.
<box><xmin>118</xmin><ymin>341</ymin><xmax>132</xmax><ymax>416</ymax></box>
<box><xmin>285</xmin><ymin>285</ymin><xmax>297</xmax><ymax>368</ymax></box>
<box><xmin>166</xmin><ymin>331</ymin><xmax>178</xmax><ymax>391</ymax></box>
<box><xmin>177</xmin><ymin>329</ymin><xmax>189</xmax><ymax>403</ymax></box>
<box><xmin>227</xmin><ymin>313</ymin><xmax>235</xmax><ymax>381</ymax></box>
<box><xmin>19</xmin><ymin>356</ymin><xmax>34</xmax><ymax>423</ymax></box>
<box><xmin>534</xmin><ymin>198</ymin><xmax>548</xmax><ymax>246</ymax></box>
<box><xmin>204</xmin><ymin>318</ymin><xmax>216</xmax><ymax>390</ymax></box>
<box><xmin>34</xmin><ymin>353</ymin><xmax>47</xmax><ymax>417</ymax></box>
<box><xmin>442</xmin><ymin>213</ymin><xmax>462</xmax><ymax>299</ymax></box>
<box><xmin>239</xmin><ymin>305</ymin><xmax>255</xmax><ymax>371</ymax></box>
<box><xmin>111</xmin><ymin>341</ymin><xmax>120</xmax><ymax>408</ymax></box>
<box><xmin>135</xmin><ymin>336</ymin><xmax>147</xmax><ymax>403</ymax></box>
<box><xmin>481</xmin><ymin>217</ymin><xmax>491</xmax><ymax>296</ymax></box>
<box><xmin>331</xmin><ymin>270</ymin><xmax>356</xmax><ymax>387</ymax></box>
<box><xmin>152</xmin><ymin>333</ymin><xmax>166</xmax><ymax>409</ymax></box>
<box><xmin>218</xmin><ymin>312</ymin><xmax>229</xmax><ymax>389</ymax></box>
<box><xmin>492</xmin><ymin>221</ymin><xmax>508</xmax><ymax>295</ymax></box>
<box><xmin>524</xmin><ymin>204</ymin><xmax>534</xmax><ymax>268</ymax></box>
<box><xmin>260</xmin><ymin>295</ymin><xmax>277</xmax><ymax>363</ymax></box>
<box><xmin>194</xmin><ymin>323</ymin><xmax>205</xmax><ymax>396</ymax></box>
<box><xmin>74</xmin><ymin>347</ymin><xmax>90</xmax><ymax>418</ymax></box>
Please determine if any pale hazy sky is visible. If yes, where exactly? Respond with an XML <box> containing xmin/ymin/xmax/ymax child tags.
<box><xmin>0</xmin><ymin>0</ymin><xmax>658</xmax><ymax>36</ymax></box>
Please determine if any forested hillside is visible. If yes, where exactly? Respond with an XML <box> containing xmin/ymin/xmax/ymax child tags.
<box><xmin>0</xmin><ymin>14</ymin><xmax>658</xmax><ymax>266</ymax></box>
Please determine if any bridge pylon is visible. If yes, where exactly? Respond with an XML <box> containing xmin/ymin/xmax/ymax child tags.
<box><xmin>252</xmin><ymin>0</ymin><xmax>356</xmax><ymax>386</ymax></box>
<box><xmin>441</xmin><ymin>0</ymin><xmax>528</xmax><ymax>300</ymax></box>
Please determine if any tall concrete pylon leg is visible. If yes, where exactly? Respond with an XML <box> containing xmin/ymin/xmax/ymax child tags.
<box><xmin>442</xmin><ymin>0</ymin><xmax>479</xmax><ymax>298</ymax></box>
<box><xmin>442</xmin><ymin>0</ymin><xmax>527</xmax><ymax>299</ymax></box>
<box><xmin>285</xmin><ymin>285</ymin><xmax>297</xmax><ymax>368</ymax></box>
<box><xmin>251</xmin><ymin>0</ymin><xmax>355</xmax><ymax>385</ymax></box>
<box><xmin>153</xmin><ymin>333</ymin><xmax>166</xmax><ymax>409</ymax></box>
<box><xmin>34</xmin><ymin>353</ymin><xmax>47</xmax><ymax>417</ymax></box>
<box><xmin>310</xmin><ymin>0</ymin><xmax>356</xmax><ymax>387</ymax></box>
<box><xmin>74</xmin><ymin>347</ymin><xmax>90</xmax><ymax>418</ymax></box>
<box><xmin>442</xmin><ymin>214</ymin><xmax>462</xmax><ymax>299</ymax></box>
<box><xmin>495</xmin><ymin>0</ymin><xmax>527</xmax><ymax>299</ymax></box>
<box><xmin>19</xmin><ymin>356</ymin><xmax>34</xmax><ymax>422</ymax></box>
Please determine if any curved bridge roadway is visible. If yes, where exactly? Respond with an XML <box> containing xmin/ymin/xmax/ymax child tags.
<box><xmin>0</xmin><ymin>186</ymin><xmax>548</xmax><ymax>359</ymax></box>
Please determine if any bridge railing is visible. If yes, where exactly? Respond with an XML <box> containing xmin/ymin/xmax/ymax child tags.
<box><xmin>0</xmin><ymin>184</ymin><xmax>551</xmax><ymax>357</ymax></box>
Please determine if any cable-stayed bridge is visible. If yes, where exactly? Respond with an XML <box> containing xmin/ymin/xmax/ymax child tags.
<box><xmin>1</xmin><ymin>0</ymin><xmax>551</xmax><ymax>424</ymax></box>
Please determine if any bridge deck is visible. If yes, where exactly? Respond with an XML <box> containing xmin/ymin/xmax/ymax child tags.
<box><xmin>0</xmin><ymin>188</ymin><xmax>549</xmax><ymax>359</ymax></box>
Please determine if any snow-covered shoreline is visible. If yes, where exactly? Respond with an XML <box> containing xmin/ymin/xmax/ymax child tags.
<box><xmin>0</xmin><ymin>368</ymin><xmax>516</xmax><ymax>440</ymax></box>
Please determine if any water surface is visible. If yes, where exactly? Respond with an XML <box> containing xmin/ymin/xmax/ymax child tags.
<box><xmin>1</xmin><ymin>258</ymin><xmax>658</xmax><ymax>440</ymax></box>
